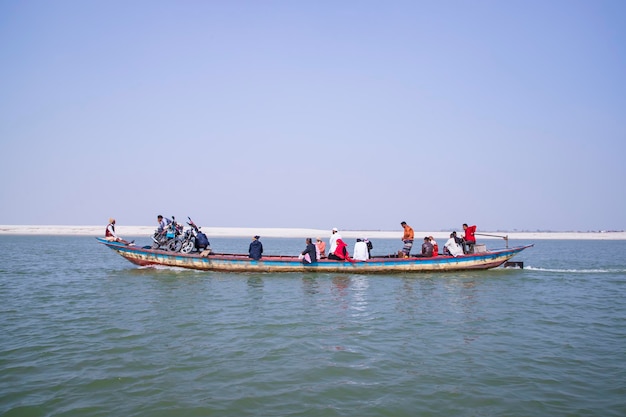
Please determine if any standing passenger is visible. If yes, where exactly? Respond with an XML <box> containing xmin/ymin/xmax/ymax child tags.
<box><xmin>400</xmin><ymin>221</ymin><xmax>414</xmax><ymax>257</ymax></box>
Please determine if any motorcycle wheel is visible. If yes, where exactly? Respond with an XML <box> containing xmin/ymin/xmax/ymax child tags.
<box><xmin>167</xmin><ymin>239</ymin><xmax>183</xmax><ymax>252</ymax></box>
<box><xmin>151</xmin><ymin>242</ymin><xmax>160</xmax><ymax>249</ymax></box>
<box><xmin>180</xmin><ymin>240</ymin><xmax>195</xmax><ymax>254</ymax></box>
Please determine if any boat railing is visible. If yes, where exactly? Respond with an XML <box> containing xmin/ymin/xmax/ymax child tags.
<box><xmin>474</xmin><ymin>233</ymin><xmax>509</xmax><ymax>248</ymax></box>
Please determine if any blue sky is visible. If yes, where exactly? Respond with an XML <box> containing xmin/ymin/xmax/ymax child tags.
<box><xmin>1</xmin><ymin>0</ymin><xmax>624</xmax><ymax>232</ymax></box>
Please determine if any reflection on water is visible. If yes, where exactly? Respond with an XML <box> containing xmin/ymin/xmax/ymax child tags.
<box><xmin>348</xmin><ymin>276</ymin><xmax>370</xmax><ymax>320</ymax></box>
<box><xmin>246</xmin><ymin>275</ymin><xmax>264</xmax><ymax>290</ymax></box>
<box><xmin>246</xmin><ymin>275</ymin><xmax>264</xmax><ymax>314</ymax></box>
<box><xmin>331</xmin><ymin>275</ymin><xmax>350</xmax><ymax>311</ymax></box>
<box><xmin>393</xmin><ymin>275</ymin><xmax>488</xmax><ymax>344</ymax></box>
<box><xmin>301</xmin><ymin>276</ymin><xmax>320</xmax><ymax>295</ymax></box>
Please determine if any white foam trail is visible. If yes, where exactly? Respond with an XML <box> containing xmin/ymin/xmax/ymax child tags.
<box><xmin>525</xmin><ymin>266</ymin><xmax>623</xmax><ymax>274</ymax></box>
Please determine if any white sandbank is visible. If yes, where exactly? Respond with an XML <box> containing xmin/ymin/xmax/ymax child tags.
<box><xmin>0</xmin><ymin>225</ymin><xmax>624</xmax><ymax>240</ymax></box>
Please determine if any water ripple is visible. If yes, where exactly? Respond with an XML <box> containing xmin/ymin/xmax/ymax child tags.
<box><xmin>1</xmin><ymin>237</ymin><xmax>626</xmax><ymax>416</ymax></box>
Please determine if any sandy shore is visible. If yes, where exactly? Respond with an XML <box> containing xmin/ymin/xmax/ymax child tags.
<box><xmin>0</xmin><ymin>225</ymin><xmax>624</xmax><ymax>240</ymax></box>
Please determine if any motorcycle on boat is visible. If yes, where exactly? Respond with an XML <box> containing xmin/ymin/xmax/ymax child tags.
<box><xmin>151</xmin><ymin>216</ymin><xmax>184</xmax><ymax>251</ymax></box>
<box><xmin>180</xmin><ymin>217</ymin><xmax>210</xmax><ymax>254</ymax></box>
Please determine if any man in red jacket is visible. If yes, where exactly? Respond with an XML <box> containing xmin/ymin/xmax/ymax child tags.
<box><xmin>462</xmin><ymin>223</ymin><xmax>476</xmax><ymax>254</ymax></box>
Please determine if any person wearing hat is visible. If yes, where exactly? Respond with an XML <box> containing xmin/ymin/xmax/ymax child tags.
<box><xmin>105</xmin><ymin>218</ymin><xmax>134</xmax><ymax>245</ymax></box>
<box><xmin>328</xmin><ymin>227</ymin><xmax>342</xmax><ymax>256</ymax></box>
<box><xmin>248</xmin><ymin>235</ymin><xmax>263</xmax><ymax>260</ymax></box>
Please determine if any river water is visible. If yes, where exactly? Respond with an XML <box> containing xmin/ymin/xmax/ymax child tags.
<box><xmin>1</xmin><ymin>235</ymin><xmax>625</xmax><ymax>416</ymax></box>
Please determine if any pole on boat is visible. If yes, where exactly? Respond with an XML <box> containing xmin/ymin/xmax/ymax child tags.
<box><xmin>474</xmin><ymin>233</ymin><xmax>509</xmax><ymax>248</ymax></box>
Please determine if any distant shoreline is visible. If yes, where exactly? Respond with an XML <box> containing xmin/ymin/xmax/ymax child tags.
<box><xmin>0</xmin><ymin>225</ymin><xmax>625</xmax><ymax>240</ymax></box>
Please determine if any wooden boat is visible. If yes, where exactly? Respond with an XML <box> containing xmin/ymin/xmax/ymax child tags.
<box><xmin>96</xmin><ymin>237</ymin><xmax>533</xmax><ymax>274</ymax></box>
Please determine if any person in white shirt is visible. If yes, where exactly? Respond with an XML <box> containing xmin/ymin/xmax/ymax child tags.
<box><xmin>353</xmin><ymin>238</ymin><xmax>369</xmax><ymax>261</ymax></box>
<box><xmin>328</xmin><ymin>227</ymin><xmax>342</xmax><ymax>255</ymax></box>
<box><xmin>444</xmin><ymin>233</ymin><xmax>464</xmax><ymax>257</ymax></box>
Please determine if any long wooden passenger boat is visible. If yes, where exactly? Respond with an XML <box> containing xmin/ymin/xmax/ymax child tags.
<box><xmin>97</xmin><ymin>237</ymin><xmax>532</xmax><ymax>273</ymax></box>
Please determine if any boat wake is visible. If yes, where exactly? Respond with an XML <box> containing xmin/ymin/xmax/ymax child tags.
<box><xmin>525</xmin><ymin>266</ymin><xmax>626</xmax><ymax>274</ymax></box>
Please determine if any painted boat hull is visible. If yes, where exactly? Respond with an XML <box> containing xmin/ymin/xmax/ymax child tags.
<box><xmin>96</xmin><ymin>238</ymin><xmax>533</xmax><ymax>273</ymax></box>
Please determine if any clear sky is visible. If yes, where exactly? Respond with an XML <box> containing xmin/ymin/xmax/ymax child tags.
<box><xmin>1</xmin><ymin>0</ymin><xmax>624</xmax><ymax>232</ymax></box>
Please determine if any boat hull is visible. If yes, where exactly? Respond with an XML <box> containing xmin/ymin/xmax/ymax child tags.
<box><xmin>97</xmin><ymin>238</ymin><xmax>532</xmax><ymax>273</ymax></box>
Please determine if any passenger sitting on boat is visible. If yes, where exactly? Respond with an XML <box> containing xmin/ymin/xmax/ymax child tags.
<box><xmin>300</xmin><ymin>238</ymin><xmax>318</xmax><ymax>264</ymax></box>
<box><xmin>105</xmin><ymin>218</ymin><xmax>134</xmax><ymax>245</ymax></box>
<box><xmin>462</xmin><ymin>223</ymin><xmax>477</xmax><ymax>254</ymax></box>
<box><xmin>365</xmin><ymin>238</ymin><xmax>373</xmax><ymax>258</ymax></box>
<box><xmin>352</xmin><ymin>238</ymin><xmax>369</xmax><ymax>261</ymax></box>
<box><xmin>328</xmin><ymin>228</ymin><xmax>342</xmax><ymax>255</ymax></box>
<box><xmin>452</xmin><ymin>231</ymin><xmax>463</xmax><ymax>246</ymax></box>
<box><xmin>444</xmin><ymin>233</ymin><xmax>464</xmax><ymax>257</ymax></box>
<box><xmin>316</xmin><ymin>237</ymin><xmax>326</xmax><ymax>259</ymax></box>
<box><xmin>414</xmin><ymin>236</ymin><xmax>434</xmax><ymax>257</ymax></box>
<box><xmin>327</xmin><ymin>238</ymin><xmax>350</xmax><ymax>261</ymax></box>
<box><xmin>249</xmin><ymin>235</ymin><xmax>263</xmax><ymax>260</ymax></box>
<box><xmin>429</xmin><ymin>236</ymin><xmax>439</xmax><ymax>257</ymax></box>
